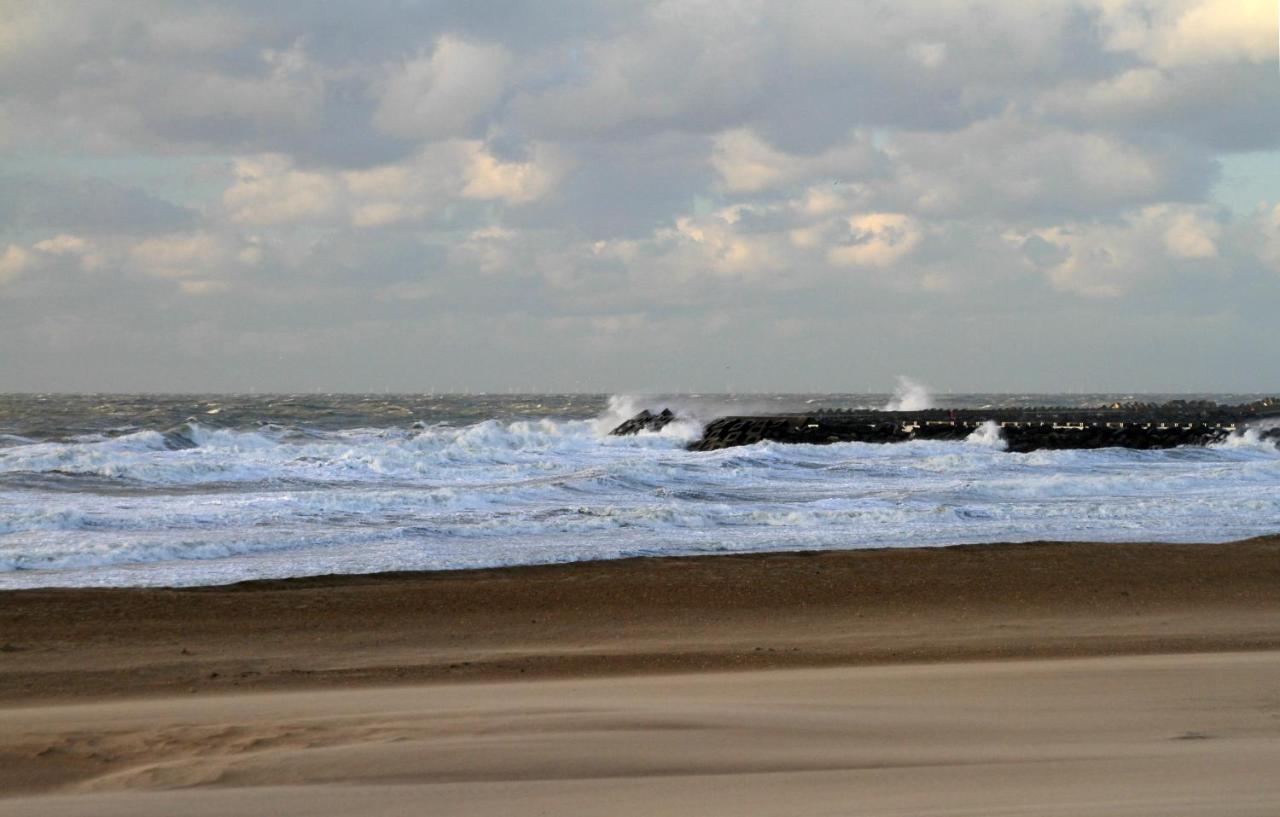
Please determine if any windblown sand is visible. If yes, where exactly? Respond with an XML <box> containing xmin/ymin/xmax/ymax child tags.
<box><xmin>2</xmin><ymin>538</ymin><xmax>1280</xmax><ymax>815</ymax></box>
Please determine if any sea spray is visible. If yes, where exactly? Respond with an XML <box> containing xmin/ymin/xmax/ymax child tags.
<box><xmin>883</xmin><ymin>376</ymin><xmax>934</xmax><ymax>411</ymax></box>
<box><xmin>965</xmin><ymin>420</ymin><xmax>1007</xmax><ymax>450</ymax></box>
<box><xmin>1214</xmin><ymin>424</ymin><xmax>1280</xmax><ymax>452</ymax></box>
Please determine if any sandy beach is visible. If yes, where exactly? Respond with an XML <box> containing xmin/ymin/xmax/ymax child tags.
<box><xmin>8</xmin><ymin>0</ymin><xmax>1279</xmax><ymax>809</ymax></box>
<box><xmin>3</xmin><ymin>538</ymin><xmax>1280</xmax><ymax>815</ymax></box>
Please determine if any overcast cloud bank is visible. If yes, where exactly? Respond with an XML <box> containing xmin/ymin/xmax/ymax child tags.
<box><xmin>1</xmin><ymin>0</ymin><xmax>1277</xmax><ymax>392</ymax></box>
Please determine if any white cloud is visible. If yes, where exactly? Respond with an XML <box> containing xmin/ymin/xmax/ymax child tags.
<box><xmin>224</xmin><ymin>141</ymin><xmax>565</xmax><ymax>229</ymax></box>
<box><xmin>1038</xmin><ymin>67</ymin><xmax>1173</xmax><ymax>122</ymax></box>
<box><xmin>0</xmin><ymin>234</ymin><xmax>107</xmax><ymax>286</ymax></box>
<box><xmin>907</xmin><ymin>42</ymin><xmax>948</xmax><ymax>69</ymax></box>
<box><xmin>1253</xmin><ymin>204</ymin><xmax>1280</xmax><ymax>272</ymax></box>
<box><xmin>374</xmin><ymin>37</ymin><xmax>511</xmax><ymax>140</ymax></box>
<box><xmin>1026</xmin><ymin>227</ymin><xmax>1131</xmax><ymax>299</ymax></box>
<box><xmin>462</xmin><ymin>144</ymin><xmax>566</xmax><ymax>203</ymax></box>
<box><xmin>177</xmin><ymin>279</ymin><xmax>230</xmax><ymax>296</ymax></box>
<box><xmin>884</xmin><ymin>118</ymin><xmax>1197</xmax><ymax>217</ymax></box>
<box><xmin>1019</xmin><ymin>204</ymin><xmax>1225</xmax><ymax>297</ymax></box>
<box><xmin>341</xmin><ymin>152</ymin><xmax>456</xmax><ymax>227</ymax></box>
<box><xmin>32</xmin><ymin>234</ymin><xmax>86</xmax><ymax>255</ymax></box>
<box><xmin>223</xmin><ymin>155</ymin><xmax>341</xmax><ymax>226</ymax></box>
<box><xmin>452</xmin><ymin>226</ymin><xmax>523</xmax><ymax>276</ymax></box>
<box><xmin>1091</xmin><ymin>0</ymin><xmax>1275</xmax><ymax>68</ymax></box>
<box><xmin>349</xmin><ymin>202</ymin><xmax>417</xmax><ymax>229</ymax></box>
<box><xmin>711</xmin><ymin>128</ymin><xmax>880</xmax><ymax>194</ymax></box>
<box><xmin>711</xmin><ymin>130</ymin><xmax>799</xmax><ymax>193</ymax></box>
<box><xmin>827</xmin><ymin>213</ymin><xmax>922</xmax><ymax>267</ymax></box>
<box><xmin>130</xmin><ymin>232</ymin><xmax>230</xmax><ymax>279</ymax></box>
<box><xmin>671</xmin><ymin>211</ymin><xmax>785</xmax><ymax>278</ymax></box>
<box><xmin>4</xmin><ymin>1</ymin><xmax>1280</xmax><ymax>390</ymax></box>
<box><xmin>0</xmin><ymin>245</ymin><xmax>31</xmax><ymax>283</ymax></box>
<box><xmin>580</xmin><ymin>192</ymin><xmax>932</xmax><ymax>295</ymax></box>
<box><xmin>32</xmin><ymin>233</ymin><xmax>104</xmax><ymax>271</ymax></box>
<box><xmin>1156</xmin><ymin>206</ymin><xmax>1220</xmax><ymax>258</ymax></box>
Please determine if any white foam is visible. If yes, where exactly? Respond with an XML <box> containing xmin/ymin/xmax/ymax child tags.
<box><xmin>965</xmin><ymin>420</ymin><xmax>1007</xmax><ymax>450</ymax></box>
<box><xmin>2</xmin><ymin>410</ymin><xmax>1279</xmax><ymax>588</ymax></box>
<box><xmin>1213</xmin><ymin>426</ymin><xmax>1280</xmax><ymax>453</ymax></box>
<box><xmin>883</xmin><ymin>376</ymin><xmax>933</xmax><ymax>411</ymax></box>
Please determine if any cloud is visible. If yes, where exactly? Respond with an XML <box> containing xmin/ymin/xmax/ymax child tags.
<box><xmin>374</xmin><ymin>37</ymin><xmax>511</xmax><ymax>140</ymax></box>
<box><xmin>462</xmin><ymin>143</ymin><xmax>567</xmax><ymax>203</ymax></box>
<box><xmin>224</xmin><ymin>155</ymin><xmax>342</xmax><ymax>226</ymax></box>
<box><xmin>223</xmin><ymin>141</ymin><xmax>566</xmax><ymax>228</ymax></box>
<box><xmin>0</xmin><ymin>232</ymin><xmax>106</xmax><ymax>289</ymax></box>
<box><xmin>508</xmin><ymin>1</ymin><xmax>771</xmax><ymax>140</ymax></box>
<box><xmin>669</xmin><ymin>210</ymin><xmax>785</xmax><ymax>279</ymax></box>
<box><xmin>127</xmin><ymin>231</ymin><xmax>248</xmax><ymax>296</ymax></box>
<box><xmin>1250</xmin><ymin>204</ymin><xmax>1280</xmax><ymax>274</ymax></box>
<box><xmin>1157</xmin><ymin>206</ymin><xmax>1221</xmax><ymax>259</ymax></box>
<box><xmin>711</xmin><ymin>128</ymin><xmax>882</xmax><ymax>194</ymax></box>
<box><xmin>31</xmin><ymin>234</ymin><xmax>84</xmax><ymax>254</ymax></box>
<box><xmin>827</xmin><ymin>213</ymin><xmax>922</xmax><ymax>268</ymax></box>
<box><xmin>4</xmin><ymin>0</ymin><xmax>1280</xmax><ymax>390</ymax></box>
<box><xmin>0</xmin><ymin>245</ymin><xmax>31</xmax><ymax>283</ymax></box>
<box><xmin>130</xmin><ymin>232</ymin><xmax>226</xmax><ymax>277</ymax></box>
<box><xmin>0</xmin><ymin>4</ymin><xmax>324</xmax><ymax>154</ymax></box>
<box><xmin>134</xmin><ymin>39</ymin><xmax>326</xmax><ymax>147</ymax></box>
<box><xmin>1037</xmin><ymin>63</ymin><xmax>1280</xmax><ymax>153</ymax></box>
<box><xmin>1091</xmin><ymin>0</ymin><xmax>1275</xmax><ymax>68</ymax></box>
<box><xmin>701</xmin><ymin>115</ymin><xmax>1215</xmax><ymax>221</ymax></box>
<box><xmin>1034</xmin><ymin>1</ymin><xmax>1280</xmax><ymax>152</ymax></box>
<box><xmin>882</xmin><ymin>118</ymin><xmax>1213</xmax><ymax>218</ymax></box>
<box><xmin>1017</xmin><ymin>205</ymin><xmax>1227</xmax><ymax>297</ymax></box>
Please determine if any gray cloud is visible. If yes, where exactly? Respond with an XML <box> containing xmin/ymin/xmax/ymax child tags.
<box><xmin>2</xmin><ymin>0</ymin><xmax>1278</xmax><ymax>392</ymax></box>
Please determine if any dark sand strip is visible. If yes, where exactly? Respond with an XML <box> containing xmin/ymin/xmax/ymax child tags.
<box><xmin>2</xmin><ymin>538</ymin><xmax>1279</xmax><ymax>703</ymax></box>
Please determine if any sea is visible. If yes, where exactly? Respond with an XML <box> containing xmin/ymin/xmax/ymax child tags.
<box><xmin>1</xmin><ymin>392</ymin><xmax>1278</xmax><ymax>589</ymax></box>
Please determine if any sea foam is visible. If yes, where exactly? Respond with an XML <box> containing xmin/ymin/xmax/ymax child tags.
<box><xmin>1</xmin><ymin>407</ymin><xmax>1278</xmax><ymax>588</ymax></box>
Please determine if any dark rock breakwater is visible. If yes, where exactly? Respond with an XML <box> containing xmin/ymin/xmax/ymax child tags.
<box><xmin>612</xmin><ymin>399</ymin><xmax>1280</xmax><ymax>453</ymax></box>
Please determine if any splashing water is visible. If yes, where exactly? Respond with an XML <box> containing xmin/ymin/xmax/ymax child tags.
<box><xmin>965</xmin><ymin>420</ymin><xmax>1007</xmax><ymax>450</ymax></box>
<box><xmin>883</xmin><ymin>376</ymin><xmax>934</xmax><ymax>411</ymax></box>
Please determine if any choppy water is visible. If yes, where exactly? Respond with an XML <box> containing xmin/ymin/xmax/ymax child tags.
<box><xmin>1</xmin><ymin>393</ymin><xmax>1278</xmax><ymax>588</ymax></box>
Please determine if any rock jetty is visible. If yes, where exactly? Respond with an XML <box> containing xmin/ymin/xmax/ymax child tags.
<box><xmin>610</xmin><ymin>399</ymin><xmax>1280</xmax><ymax>453</ymax></box>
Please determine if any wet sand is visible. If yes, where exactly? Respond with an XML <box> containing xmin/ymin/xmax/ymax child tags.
<box><xmin>2</xmin><ymin>538</ymin><xmax>1280</xmax><ymax>814</ymax></box>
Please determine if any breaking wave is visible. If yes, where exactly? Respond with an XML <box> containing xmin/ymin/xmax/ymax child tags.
<box><xmin>883</xmin><ymin>376</ymin><xmax>933</xmax><ymax>411</ymax></box>
<box><xmin>1</xmin><ymin>404</ymin><xmax>1279</xmax><ymax>587</ymax></box>
<box><xmin>965</xmin><ymin>420</ymin><xmax>1006</xmax><ymax>449</ymax></box>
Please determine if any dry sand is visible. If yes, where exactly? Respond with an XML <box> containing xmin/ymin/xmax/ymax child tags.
<box><xmin>2</xmin><ymin>538</ymin><xmax>1280</xmax><ymax>815</ymax></box>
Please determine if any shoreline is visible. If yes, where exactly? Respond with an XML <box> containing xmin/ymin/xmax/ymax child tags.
<box><xmin>3</xmin><ymin>536</ymin><xmax>1279</xmax><ymax>704</ymax></box>
<box><xmin>9</xmin><ymin>531</ymin><xmax>1280</xmax><ymax>592</ymax></box>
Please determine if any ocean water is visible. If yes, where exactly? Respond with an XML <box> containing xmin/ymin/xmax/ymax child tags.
<box><xmin>1</xmin><ymin>393</ymin><xmax>1278</xmax><ymax>589</ymax></box>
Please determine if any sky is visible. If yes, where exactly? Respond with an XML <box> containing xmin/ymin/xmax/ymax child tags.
<box><xmin>1</xmin><ymin>0</ymin><xmax>1277</xmax><ymax>394</ymax></box>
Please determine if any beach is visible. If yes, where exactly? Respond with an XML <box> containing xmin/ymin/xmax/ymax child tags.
<box><xmin>3</xmin><ymin>537</ymin><xmax>1280</xmax><ymax>815</ymax></box>
<box><xmin>8</xmin><ymin>0</ymin><xmax>1280</xmax><ymax>807</ymax></box>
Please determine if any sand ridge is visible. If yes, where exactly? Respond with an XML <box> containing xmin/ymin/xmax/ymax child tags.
<box><xmin>2</xmin><ymin>652</ymin><xmax>1280</xmax><ymax>815</ymax></box>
